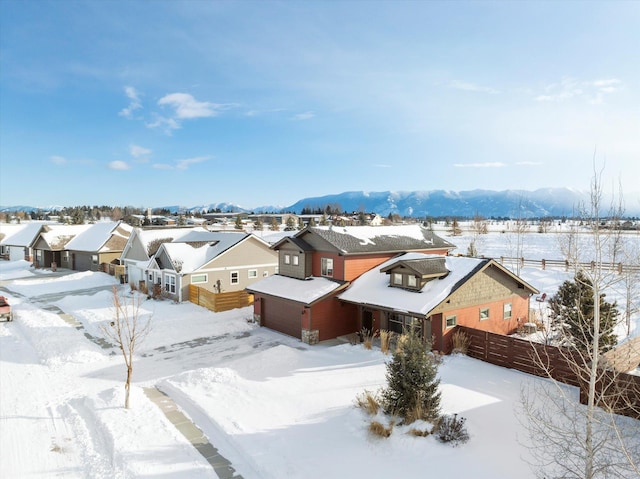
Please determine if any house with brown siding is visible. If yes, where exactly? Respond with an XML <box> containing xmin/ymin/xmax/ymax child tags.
<box><xmin>247</xmin><ymin>225</ymin><xmax>456</xmax><ymax>343</ymax></box>
<box><xmin>338</xmin><ymin>253</ymin><xmax>539</xmax><ymax>353</ymax></box>
<box><xmin>65</xmin><ymin>222</ymin><xmax>133</xmax><ymax>272</ymax></box>
<box><xmin>32</xmin><ymin>224</ymin><xmax>92</xmax><ymax>269</ymax></box>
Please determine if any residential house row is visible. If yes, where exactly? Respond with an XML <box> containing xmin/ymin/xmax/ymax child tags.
<box><xmin>2</xmin><ymin>221</ymin><xmax>540</xmax><ymax>354</ymax></box>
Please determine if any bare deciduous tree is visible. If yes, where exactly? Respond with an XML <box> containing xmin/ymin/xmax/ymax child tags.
<box><xmin>521</xmin><ymin>163</ymin><xmax>640</xmax><ymax>479</ymax></box>
<box><xmin>102</xmin><ymin>286</ymin><xmax>152</xmax><ymax>409</ymax></box>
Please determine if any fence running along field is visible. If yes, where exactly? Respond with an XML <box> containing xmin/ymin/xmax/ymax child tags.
<box><xmin>494</xmin><ymin>256</ymin><xmax>640</xmax><ymax>274</ymax></box>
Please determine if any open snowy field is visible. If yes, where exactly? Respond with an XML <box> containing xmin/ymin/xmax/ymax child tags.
<box><xmin>1</xmin><ymin>229</ymin><xmax>638</xmax><ymax>478</ymax></box>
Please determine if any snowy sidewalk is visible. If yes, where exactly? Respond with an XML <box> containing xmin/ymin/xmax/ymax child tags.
<box><xmin>144</xmin><ymin>387</ymin><xmax>243</xmax><ymax>479</ymax></box>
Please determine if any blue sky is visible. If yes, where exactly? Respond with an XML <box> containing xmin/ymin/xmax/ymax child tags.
<box><xmin>1</xmin><ymin>0</ymin><xmax>638</xmax><ymax>210</ymax></box>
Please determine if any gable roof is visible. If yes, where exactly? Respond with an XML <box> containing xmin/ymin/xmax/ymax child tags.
<box><xmin>122</xmin><ymin>227</ymin><xmax>221</xmax><ymax>260</ymax></box>
<box><xmin>157</xmin><ymin>231</ymin><xmax>248</xmax><ymax>273</ymax></box>
<box><xmin>65</xmin><ymin>221</ymin><xmax>132</xmax><ymax>252</ymax></box>
<box><xmin>37</xmin><ymin>224</ymin><xmax>92</xmax><ymax>250</ymax></box>
<box><xmin>380</xmin><ymin>256</ymin><xmax>450</xmax><ymax>278</ymax></box>
<box><xmin>338</xmin><ymin>252</ymin><xmax>538</xmax><ymax>316</ymax></box>
<box><xmin>295</xmin><ymin>225</ymin><xmax>455</xmax><ymax>255</ymax></box>
<box><xmin>0</xmin><ymin>223</ymin><xmax>46</xmax><ymax>247</ymax></box>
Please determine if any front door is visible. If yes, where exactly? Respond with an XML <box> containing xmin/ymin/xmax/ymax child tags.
<box><xmin>362</xmin><ymin>310</ymin><xmax>373</xmax><ymax>333</ymax></box>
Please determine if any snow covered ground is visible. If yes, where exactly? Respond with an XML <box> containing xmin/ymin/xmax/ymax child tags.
<box><xmin>1</xmin><ymin>229</ymin><xmax>638</xmax><ymax>478</ymax></box>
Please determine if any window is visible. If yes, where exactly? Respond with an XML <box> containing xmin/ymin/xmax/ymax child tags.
<box><xmin>92</xmin><ymin>254</ymin><xmax>98</xmax><ymax>265</ymax></box>
<box><xmin>389</xmin><ymin>313</ymin><xmax>422</xmax><ymax>335</ymax></box>
<box><xmin>480</xmin><ymin>307</ymin><xmax>490</xmax><ymax>320</ymax></box>
<box><xmin>164</xmin><ymin>274</ymin><xmax>176</xmax><ymax>293</ymax></box>
<box><xmin>293</xmin><ymin>255</ymin><xmax>299</xmax><ymax>266</ymax></box>
<box><xmin>230</xmin><ymin>271</ymin><xmax>239</xmax><ymax>285</ymax></box>
<box><xmin>503</xmin><ymin>303</ymin><xmax>512</xmax><ymax>320</ymax></box>
<box><xmin>321</xmin><ymin>257</ymin><xmax>333</xmax><ymax>277</ymax></box>
<box><xmin>445</xmin><ymin>315</ymin><xmax>457</xmax><ymax>328</ymax></box>
<box><xmin>393</xmin><ymin>273</ymin><xmax>403</xmax><ymax>285</ymax></box>
<box><xmin>407</xmin><ymin>275</ymin><xmax>417</xmax><ymax>288</ymax></box>
<box><xmin>191</xmin><ymin>274</ymin><xmax>207</xmax><ymax>284</ymax></box>
<box><xmin>248</xmin><ymin>269</ymin><xmax>258</xmax><ymax>278</ymax></box>
<box><xmin>284</xmin><ymin>254</ymin><xmax>290</xmax><ymax>265</ymax></box>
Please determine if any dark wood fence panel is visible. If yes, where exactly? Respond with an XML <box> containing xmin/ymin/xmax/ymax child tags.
<box><xmin>456</xmin><ymin>326</ymin><xmax>639</xmax><ymax>418</ymax></box>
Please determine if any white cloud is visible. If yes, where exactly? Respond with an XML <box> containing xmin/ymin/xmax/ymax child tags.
<box><xmin>449</xmin><ymin>80</ymin><xmax>499</xmax><ymax>94</ymax></box>
<box><xmin>152</xmin><ymin>156</ymin><xmax>210</xmax><ymax>170</ymax></box>
<box><xmin>515</xmin><ymin>161</ymin><xmax>543</xmax><ymax>166</ymax></box>
<box><xmin>153</xmin><ymin>163</ymin><xmax>173</xmax><ymax>170</ymax></box>
<box><xmin>130</xmin><ymin>144</ymin><xmax>152</xmax><ymax>158</ymax></box>
<box><xmin>176</xmin><ymin>156</ymin><xmax>210</xmax><ymax>170</ymax></box>
<box><xmin>292</xmin><ymin>111</ymin><xmax>315</xmax><ymax>121</ymax></box>
<box><xmin>158</xmin><ymin>93</ymin><xmax>219</xmax><ymax>119</ymax></box>
<box><xmin>454</xmin><ymin>162</ymin><xmax>507</xmax><ymax>168</ymax></box>
<box><xmin>50</xmin><ymin>155</ymin><xmax>67</xmax><ymax>165</ymax></box>
<box><xmin>146</xmin><ymin>115</ymin><xmax>181</xmax><ymax>134</ymax></box>
<box><xmin>119</xmin><ymin>86</ymin><xmax>142</xmax><ymax>118</ymax></box>
<box><xmin>535</xmin><ymin>77</ymin><xmax>622</xmax><ymax>104</ymax></box>
<box><xmin>108</xmin><ymin>160</ymin><xmax>131</xmax><ymax>170</ymax></box>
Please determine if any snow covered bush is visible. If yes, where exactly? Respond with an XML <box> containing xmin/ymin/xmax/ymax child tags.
<box><xmin>435</xmin><ymin>414</ymin><xmax>469</xmax><ymax>446</ymax></box>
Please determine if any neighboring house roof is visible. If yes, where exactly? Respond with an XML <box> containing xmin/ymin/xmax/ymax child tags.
<box><xmin>292</xmin><ymin>225</ymin><xmax>456</xmax><ymax>254</ymax></box>
<box><xmin>0</xmin><ymin>223</ymin><xmax>45</xmax><ymax>247</ymax></box>
<box><xmin>65</xmin><ymin>222</ymin><xmax>132</xmax><ymax>252</ymax></box>
<box><xmin>122</xmin><ymin>227</ymin><xmax>219</xmax><ymax>261</ymax></box>
<box><xmin>338</xmin><ymin>252</ymin><xmax>538</xmax><ymax>316</ymax></box>
<box><xmin>246</xmin><ymin>275</ymin><xmax>347</xmax><ymax>305</ymax></box>
<box><xmin>157</xmin><ymin>232</ymin><xmax>249</xmax><ymax>274</ymax></box>
<box><xmin>37</xmin><ymin>224</ymin><xmax>92</xmax><ymax>250</ymax></box>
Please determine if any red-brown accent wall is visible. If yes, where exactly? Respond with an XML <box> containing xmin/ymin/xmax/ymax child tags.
<box><xmin>437</xmin><ymin>294</ymin><xmax>531</xmax><ymax>354</ymax></box>
<box><xmin>309</xmin><ymin>296</ymin><xmax>358</xmax><ymax>341</ymax></box>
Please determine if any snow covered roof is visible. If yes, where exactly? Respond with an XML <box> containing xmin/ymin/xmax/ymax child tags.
<box><xmin>338</xmin><ymin>253</ymin><xmax>490</xmax><ymax>316</ymax></box>
<box><xmin>246</xmin><ymin>274</ymin><xmax>346</xmax><ymax>304</ymax></box>
<box><xmin>65</xmin><ymin>222</ymin><xmax>132</xmax><ymax>252</ymax></box>
<box><xmin>39</xmin><ymin>224</ymin><xmax>92</xmax><ymax>250</ymax></box>
<box><xmin>302</xmin><ymin>225</ymin><xmax>456</xmax><ymax>254</ymax></box>
<box><xmin>0</xmin><ymin>223</ymin><xmax>45</xmax><ymax>247</ymax></box>
<box><xmin>135</xmin><ymin>227</ymin><xmax>215</xmax><ymax>251</ymax></box>
<box><xmin>159</xmin><ymin>232</ymin><xmax>248</xmax><ymax>273</ymax></box>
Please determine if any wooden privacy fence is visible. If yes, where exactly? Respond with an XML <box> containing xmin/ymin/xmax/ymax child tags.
<box><xmin>189</xmin><ymin>284</ymin><xmax>253</xmax><ymax>313</ymax></box>
<box><xmin>456</xmin><ymin>326</ymin><xmax>640</xmax><ymax>419</ymax></box>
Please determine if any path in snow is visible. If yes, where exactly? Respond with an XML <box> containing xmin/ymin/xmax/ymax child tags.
<box><xmin>144</xmin><ymin>387</ymin><xmax>243</xmax><ymax>479</ymax></box>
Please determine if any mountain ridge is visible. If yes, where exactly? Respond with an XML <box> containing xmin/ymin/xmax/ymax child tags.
<box><xmin>3</xmin><ymin>188</ymin><xmax>639</xmax><ymax>218</ymax></box>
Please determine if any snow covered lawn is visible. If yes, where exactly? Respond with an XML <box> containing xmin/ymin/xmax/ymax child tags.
<box><xmin>1</xmin><ymin>228</ymin><xmax>638</xmax><ymax>479</ymax></box>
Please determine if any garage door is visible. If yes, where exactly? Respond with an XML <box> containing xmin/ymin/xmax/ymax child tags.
<box><xmin>262</xmin><ymin>297</ymin><xmax>301</xmax><ymax>339</ymax></box>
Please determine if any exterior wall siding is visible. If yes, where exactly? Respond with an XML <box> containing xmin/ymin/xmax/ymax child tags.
<box><xmin>278</xmin><ymin>244</ymin><xmax>309</xmax><ymax>279</ymax></box>
<box><xmin>344</xmin><ymin>253</ymin><xmax>396</xmax><ymax>281</ymax></box>
<box><xmin>307</xmin><ymin>296</ymin><xmax>358</xmax><ymax>341</ymax></box>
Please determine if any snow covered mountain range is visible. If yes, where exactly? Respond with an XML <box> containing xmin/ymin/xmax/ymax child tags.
<box><xmin>4</xmin><ymin>188</ymin><xmax>639</xmax><ymax>218</ymax></box>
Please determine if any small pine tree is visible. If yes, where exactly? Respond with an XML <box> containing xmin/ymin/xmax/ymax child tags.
<box><xmin>285</xmin><ymin>216</ymin><xmax>296</xmax><ymax>231</ymax></box>
<box><xmin>549</xmin><ymin>270</ymin><xmax>618</xmax><ymax>353</ymax></box>
<box><xmin>234</xmin><ymin>215</ymin><xmax>243</xmax><ymax>230</ymax></box>
<box><xmin>381</xmin><ymin>329</ymin><xmax>441</xmax><ymax>423</ymax></box>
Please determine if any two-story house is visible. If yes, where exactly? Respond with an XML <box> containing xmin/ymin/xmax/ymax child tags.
<box><xmin>338</xmin><ymin>252</ymin><xmax>539</xmax><ymax>353</ymax></box>
<box><xmin>246</xmin><ymin>225</ymin><xmax>456</xmax><ymax>344</ymax></box>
